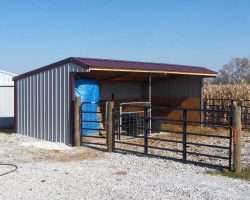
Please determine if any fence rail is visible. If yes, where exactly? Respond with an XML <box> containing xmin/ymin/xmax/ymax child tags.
<box><xmin>78</xmin><ymin>101</ymin><xmax>238</xmax><ymax>170</ymax></box>
<box><xmin>113</xmin><ymin>105</ymin><xmax>233</xmax><ymax>170</ymax></box>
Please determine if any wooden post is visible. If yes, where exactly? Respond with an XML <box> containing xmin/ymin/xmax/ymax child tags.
<box><xmin>106</xmin><ymin>101</ymin><xmax>114</xmax><ymax>152</ymax></box>
<box><xmin>74</xmin><ymin>96</ymin><xmax>81</xmax><ymax>147</ymax></box>
<box><xmin>233</xmin><ymin>105</ymin><xmax>242</xmax><ymax>173</ymax></box>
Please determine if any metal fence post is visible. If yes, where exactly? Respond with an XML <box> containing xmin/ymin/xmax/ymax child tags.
<box><xmin>233</xmin><ymin>104</ymin><xmax>242</xmax><ymax>173</ymax></box>
<box><xmin>182</xmin><ymin>109</ymin><xmax>187</xmax><ymax>162</ymax></box>
<box><xmin>74</xmin><ymin>96</ymin><xmax>81</xmax><ymax>147</ymax></box>
<box><xmin>112</xmin><ymin>106</ymin><xmax>116</xmax><ymax>152</ymax></box>
<box><xmin>104</xmin><ymin>102</ymin><xmax>108</xmax><ymax>134</ymax></box>
<box><xmin>144</xmin><ymin>107</ymin><xmax>149</xmax><ymax>154</ymax></box>
<box><xmin>107</xmin><ymin>101</ymin><xmax>114</xmax><ymax>152</ymax></box>
<box><xmin>230</xmin><ymin>99</ymin><xmax>234</xmax><ymax>114</ymax></box>
<box><xmin>119</xmin><ymin>104</ymin><xmax>122</xmax><ymax>140</ymax></box>
<box><xmin>204</xmin><ymin>99</ymin><xmax>207</xmax><ymax>127</ymax></box>
<box><xmin>212</xmin><ymin>99</ymin><xmax>215</xmax><ymax>127</ymax></box>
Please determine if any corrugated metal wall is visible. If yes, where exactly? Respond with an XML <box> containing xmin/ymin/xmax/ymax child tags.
<box><xmin>0</xmin><ymin>71</ymin><xmax>16</xmax><ymax>128</ymax></box>
<box><xmin>144</xmin><ymin>75</ymin><xmax>202</xmax><ymax>98</ymax></box>
<box><xmin>100</xmin><ymin>82</ymin><xmax>142</xmax><ymax>100</ymax></box>
<box><xmin>16</xmin><ymin>63</ymin><xmax>86</xmax><ymax>144</ymax></box>
<box><xmin>0</xmin><ymin>87</ymin><xmax>14</xmax><ymax>128</ymax></box>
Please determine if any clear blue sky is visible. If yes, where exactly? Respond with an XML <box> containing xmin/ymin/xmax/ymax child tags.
<box><xmin>0</xmin><ymin>0</ymin><xmax>249</xmax><ymax>74</ymax></box>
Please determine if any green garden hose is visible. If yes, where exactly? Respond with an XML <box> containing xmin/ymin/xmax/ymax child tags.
<box><xmin>0</xmin><ymin>164</ymin><xmax>18</xmax><ymax>176</ymax></box>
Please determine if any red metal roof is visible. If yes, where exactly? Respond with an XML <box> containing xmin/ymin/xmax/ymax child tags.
<box><xmin>13</xmin><ymin>57</ymin><xmax>217</xmax><ymax>81</ymax></box>
<box><xmin>72</xmin><ymin>57</ymin><xmax>217</xmax><ymax>75</ymax></box>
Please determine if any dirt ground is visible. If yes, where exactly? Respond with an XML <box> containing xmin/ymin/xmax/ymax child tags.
<box><xmin>0</xmin><ymin>131</ymin><xmax>103</xmax><ymax>164</ymax></box>
<box><xmin>0</xmin><ymin>131</ymin><xmax>250</xmax><ymax>200</ymax></box>
<box><xmin>81</xmin><ymin>126</ymin><xmax>250</xmax><ymax>169</ymax></box>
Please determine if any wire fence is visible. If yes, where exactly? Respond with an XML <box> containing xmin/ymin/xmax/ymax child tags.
<box><xmin>204</xmin><ymin>98</ymin><xmax>250</xmax><ymax>130</ymax></box>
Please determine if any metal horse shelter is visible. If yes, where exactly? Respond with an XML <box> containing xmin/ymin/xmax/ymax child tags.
<box><xmin>13</xmin><ymin>57</ymin><xmax>217</xmax><ymax>145</ymax></box>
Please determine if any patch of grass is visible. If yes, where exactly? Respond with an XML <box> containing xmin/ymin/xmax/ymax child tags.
<box><xmin>0</xmin><ymin>129</ymin><xmax>14</xmax><ymax>134</ymax></box>
<box><xmin>205</xmin><ymin>169</ymin><xmax>250</xmax><ymax>181</ymax></box>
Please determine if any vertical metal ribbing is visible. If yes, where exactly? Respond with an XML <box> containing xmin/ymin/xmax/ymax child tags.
<box><xmin>55</xmin><ymin>68</ymin><xmax>58</xmax><ymax>142</ymax></box>
<box><xmin>25</xmin><ymin>78</ymin><xmax>27</xmax><ymax>135</ymax></box>
<box><xmin>47</xmin><ymin>71</ymin><xmax>50</xmax><ymax>141</ymax></box>
<box><xmin>182</xmin><ymin>109</ymin><xmax>187</xmax><ymax>162</ymax></box>
<box><xmin>65</xmin><ymin>64</ymin><xmax>69</xmax><ymax>144</ymax></box>
<box><xmin>29</xmin><ymin>77</ymin><xmax>31</xmax><ymax>136</ymax></box>
<box><xmin>36</xmin><ymin>74</ymin><xmax>39</xmax><ymax>139</ymax></box>
<box><xmin>43</xmin><ymin>72</ymin><xmax>46</xmax><ymax>140</ymax></box>
<box><xmin>19</xmin><ymin>81</ymin><xmax>22</xmax><ymax>133</ymax></box>
<box><xmin>58</xmin><ymin>67</ymin><xmax>61</xmax><ymax>142</ymax></box>
<box><xmin>62</xmin><ymin>65</ymin><xmax>65</xmax><ymax>142</ymax></box>
<box><xmin>32</xmin><ymin>75</ymin><xmax>35</xmax><ymax>138</ymax></box>
<box><xmin>23</xmin><ymin>79</ymin><xmax>25</xmax><ymax>135</ymax></box>
<box><xmin>16</xmin><ymin>63</ymin><xmax>86</xmax><ymax>144</ymax></box>
<box><xmin>40</xmin><ymin>72</ymin><xmax>43</xmax><ymax>139</ymax></box>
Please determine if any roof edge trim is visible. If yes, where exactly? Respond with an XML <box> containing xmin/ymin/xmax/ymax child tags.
<box><xmin>89</xmin><ymin>67</ymin><xmax>217</xmax><ymax>77</ymax></box>
<box><xmin>0</xmin><ymin>70</ymin><xmax>17</xmax><ymax>76</ymax></box>
<box><xmin>13</xmin><ymin>57</ymin><xmax>89</xmax><ymax>81</ymax></box>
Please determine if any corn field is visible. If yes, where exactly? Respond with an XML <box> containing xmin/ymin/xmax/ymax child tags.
<box><xmin>204</xmin><ymin>80</ymin><xmax>250</xmax><ymax>100</ymax></box>
<box><xmin>203</xmin><ymin>80</ymin><xmax>250</xmax><ymax>130</ymax></box>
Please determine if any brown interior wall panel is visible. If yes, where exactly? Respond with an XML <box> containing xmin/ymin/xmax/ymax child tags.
<box><xmin>151</xmin><ymin>96</ymin><xmax>201</xmax><ymax>123</ymax></box>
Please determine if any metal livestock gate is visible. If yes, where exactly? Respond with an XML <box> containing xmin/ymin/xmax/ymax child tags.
<box><xmin>80</xmin><ymin>102</ymin><xmax>233</xmax><ymax>170</ymax></box>
<box><xmin>113</xmin><ymin>105</ymin><xmax>233</xmax><ymax>170</ymax></box>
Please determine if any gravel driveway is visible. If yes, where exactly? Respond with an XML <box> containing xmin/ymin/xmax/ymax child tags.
<box><xmin>0</xmin><ymin>133</ymin><xmax>249</xmax><ymax>200</ymax></box>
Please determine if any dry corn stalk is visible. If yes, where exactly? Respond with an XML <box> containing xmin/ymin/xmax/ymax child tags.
<box><xmin>204</xmin><ymin>80</ymin><xmax>250</xmax><ymax>100</ymax></box>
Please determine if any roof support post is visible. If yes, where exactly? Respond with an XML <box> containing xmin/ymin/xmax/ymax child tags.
<box><xmin>148</xmin><ymin>74</ymin><xmax>152</xmax><ymax>134</ymax></box>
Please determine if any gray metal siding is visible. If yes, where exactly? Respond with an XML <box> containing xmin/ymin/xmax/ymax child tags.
<box><xmin>151</xmin><ymin>76</ymin><xmax>202</xmax><ymax>98</ymax></box>
<box><xmin>16</xmin><ymin>63</ymin><xmax>86</xmax><ymax>144</ymax></box>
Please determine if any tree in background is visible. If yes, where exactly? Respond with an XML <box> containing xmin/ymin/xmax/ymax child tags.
<box><xmin>214</xmin><ymin>57</ymin><xmax>250</xmax><ymax>84</ymax></box>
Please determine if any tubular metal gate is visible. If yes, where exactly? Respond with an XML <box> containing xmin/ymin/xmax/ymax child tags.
<box><xmin>204</xmin><ymin>98</ymin><xmax>250</xmax><ymax>130</ymax></box>
<box><xmin>119</xmin><ymin>102</ymin><xmax>150</xmax><ymax>136</ymax></box>
<box><xmin>80</xmin><ymin>101</ymin><xmax>107</xmax><ymax>147</ymax></box>
<box><xmin>113</xmin><ymin>105</ymin><xmax>233</xmax><ymax>170</ymax></box>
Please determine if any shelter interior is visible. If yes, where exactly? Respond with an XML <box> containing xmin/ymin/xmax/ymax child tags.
<box><xmin>74</xmin><ymin>70</ymin><xmax>203</xmax><ymax>124</ymax></box>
